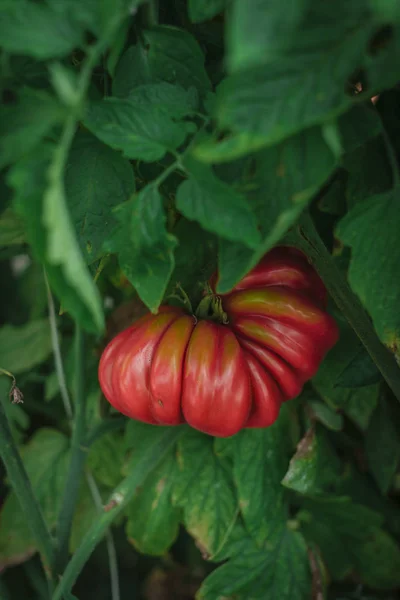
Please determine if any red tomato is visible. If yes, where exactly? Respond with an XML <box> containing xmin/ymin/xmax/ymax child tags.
<box><xmin>98</xmin><ymin>247</ymin><xmax>339</xmax><ymax>437</ymax></box>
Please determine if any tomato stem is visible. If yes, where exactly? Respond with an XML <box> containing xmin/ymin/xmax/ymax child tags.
<box><xmin>195</xmin><ymin>294</ymin><xmax>229</xmax><ymax>324</ymax></box>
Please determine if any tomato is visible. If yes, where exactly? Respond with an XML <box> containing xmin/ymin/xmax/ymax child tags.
<box><xmin>98</xmin><ymin>246</ymin><xmax>339</xmax><ymax>437</ymax></box>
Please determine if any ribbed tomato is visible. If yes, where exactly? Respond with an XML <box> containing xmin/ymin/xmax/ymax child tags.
<box><xmin>98</xmin><ymin>246</ymin><xmax>339</xmax><ymax>437</ymax></box>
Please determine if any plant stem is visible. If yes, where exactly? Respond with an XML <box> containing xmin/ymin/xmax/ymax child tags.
<box><xmin>52</xmin><ymin>427</ymin><xmax>184</xmax><ymax>600</ymax></box>
<box><xmin>45</xmin><ymin>271</ymin><xmax>73</xmax><ymax>419</ymax></box>
<box><xmin>0</xmin><ymin>400</ymin><xmax>55</xmax><ymax>580</ymax></box>
<box><xmin>53</xmin><ymin>325</ymin><xmax>87</xmax><ymax>576</ymax></box>
<box><xmin>292</xmin><ymin>211</ymin><xmax>400</xmax><ymax>400</ymax></box>
<box><xmin>86</xmin><ymin>472</ymin><xmax>120</xmax><ymax>600</ymax></box>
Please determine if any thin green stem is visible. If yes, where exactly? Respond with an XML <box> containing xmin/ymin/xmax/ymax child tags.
<box><xmin>0</xmin><ymin>400</ymin><xmax>55</xmax><ymax>580</ymax></box>
<box><xmin>45</xmin><ymin>271</ymin><xmax>73</xmax><ymax>419</ymax></box>
<box><xmin>153</xmin><ymin>159</ymin><xmax>180</xmax><ymax>188</ymax></box>
<box><xmin>52</xmin><ymin>428</ymin><xmax>184</xmax><ymax>600</ymax></box>
<box><xmin>86</xmin><ymin>472</ymin><xmax>120</xmax><ymax>600</ymax></box>
<box><xmin>53</xmin><ymin>325</ymin><xmax>87</xmax><ymax>576</ymax></box>
<box><xmin>292</xmin><ymin>211</ymin><xmax>400</xmax><ymax>401</ymax></box>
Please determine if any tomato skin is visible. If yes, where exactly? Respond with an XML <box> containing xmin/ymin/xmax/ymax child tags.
<box><xmin>211</xmin><ymin>246</ymin><xmax>327</xmax><ymax>306</ymax></box>
<box><xmin>98</xmin><ymin>246</ymin><xmax>339</xmax><ymax>437</ymax></box>
<box><xmin>181</xmin><ymin>321</ymin><xmax>251</xmax><ymax>437</ymax></box>
<box><xmin>150</xmin><ymin>315</ymin><xmax>195</xmax><ymax>425</ymax></box>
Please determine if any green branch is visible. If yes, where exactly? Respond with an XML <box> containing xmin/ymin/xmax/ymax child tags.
<box><xmin>292</xmin><ymin>211</ymin><xmax>400</xmax><ymax>400</ymax></box>
<box><xmin>0</xmin><ymin>399</ymin><xmax>55</xmax><ymax>580</ymax></box>
<box><xmin>53</xmin><ymin>325</ymin><xmax>87</xmax><ymax>575</ymax></box>
<box><xmin>52</xmin><ymin>427</ymin><xmax>184</xmax><ymax>600</ymax></box>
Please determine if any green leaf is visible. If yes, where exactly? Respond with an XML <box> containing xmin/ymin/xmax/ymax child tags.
<box><xmin>105</xmin><ymin>185</ymin><xmax>177</xmax><ymax>312</ymax></box>
<box><xmin>207</xmin><ymin>4</ymin><xmax>399</xmax><ymax>156</ymax></box>
<box><xmin>0</xmin><ymin>319</ymin><xmax>51</xmax><ymax>374</ymax></box>
<box><xmin>282</xmin><ymin>426</ymin><xmax>341</xmax><ymax>495</ymax></box>
<box><xmin>365</xmin><ymin>396</ymin><xmax>400</xmax><ymax>494</ymax></box>
<box><xmin>9</xmin><ymin>146</ymin><xmax>104</xmax><ymax>333</ymax></box>
<box><xmin>0</xmin><ymin>429</ymin><xmax>70</xmax><ymax>569</ymax></box>
<box><xmin>125</xmin><ymin>450</ymin><xmax>180</xmax><ymax>555</ymax></box>
<box><xmin>176</xmin><ymin>158</ymin><xmax>260</xmax><ymax>249</ymax></box>
<box><xmin>227</xmin><ymin>0</ymin><xmax>306</xmax><ymax>71</ymax></box>
<box><xmin>335</xmin><ymin>347</ymin><xmax>382</xmax><ymax>388</ymax></box>
<box><xmin>337</xmin><ymin>104</ymin><xmax>382</xmax><ymax>154</ymax></box>
<box><xmin>113</xmin><ymin>27</ymin><xmax>211</xmax><ymax>97</ymax></box>
<box><xmin>336</xmin><ymin>188</ymin><xmax>400</xmax><ymax>358</ymax></box>
<box><xmin>299</xmin><ymin>497</ymin><xmax>400</xmax><ymax>589</ymax></box>
<box><xmin>299</xmin><ymin>496</ymin><xmax>384</xmax><ymax>581</ymax></box>
<box><xmin>214</xmin><ymin>126</ymin><xmax>336</xmax><ymax>292</ymax></box>
<box><xmin>84</xmin><ymin>93</ymin><xmax>194</xmax><ymax>162</ymax></box>
<box><xmin>166</xmin><ymin>219</ymin><xmax>217</xmax><ymax>303</ymax></box>
<box><xmin>188</xmin><ymin>0</ymin><xmax>226</xmax><ymax>23</ymax></box>
<box><xmin>87</xmin><ymin>431</ymin><xmax>126</xmax><ymax>490</ymax></box>
<box><xmin>0</xmin><ymin>1</ymin><xmax>85</xmax><ymax>59</ymax></box>
<box><xmin>172</xmin><ymin>430</ymin><xmax>237</xmax><ymax>557</ymax></box>
<box><xmin>0</xmin><ymin>88</ymin><xmax>65</xmax><ymax>169</ymax></box>
<box><xmin>198</xmin><ymin>526</ymin><xmax>311</xmax><ymax>600</ymax></box>
<box><xmin>305</xmin><ymin>395</ymin><xmax>344</xmax><ymax>432</ymax></box>
<box><xmin>216</xmin><ymin>415</ymin><xmax>291</xmax><ymax>547</ymax></box>
<box><xmin>142</xmin><ymin>27</ymin><xmax>211</xmax><ymax>93</ymax></box>
<box><xmin>352</xmin><ymin>527</ymin><xmax>400</xmax><ymax>590</ymax></box>
<box><xmin>112</xmin><ymin>44</ymin><xmax>154</xmax><ymax>97</ymax></box>
<box><xmin>65</xmin><ymin>130</ymin><xmax>135</xmax><ymax>263</ymax></box>
<box><xmin>0</xmin><ymin>207</ymin><xmax>26</xmax><ymax>246</ymax></box>
<box><xmin>343</xmin><ymin>136</ymin><xmax>393</xmax><ymax>209</ymax></box>
<box><xmin>69</xmin><ymin>485</ymin><xmax>100</xmax><ymax>555</ymax></box>
<box><xmin>312</xmin><ymin>316</ymin><xmax>379</xmax><ymax>430</ymax></box>
<box><xmin>50</xmin><ymin>0</ymin><xmax>145</xmax><ymax>38</ymax></box>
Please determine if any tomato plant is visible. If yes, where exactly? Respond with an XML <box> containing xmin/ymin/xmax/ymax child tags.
<box><xmin>1</xmin><ymin>2</ymin><xmax>400</xmax><ymax>600</ymax></box>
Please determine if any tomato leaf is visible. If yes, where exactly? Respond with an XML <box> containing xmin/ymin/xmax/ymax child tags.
<box><xmin>198</xmin><ymin>526</ymin><xmax>311</xmax><ymax>600</ymax></box>
<box><xmin>65</xmin><ymin>131</ymin><xmax>135</xmax><ymax>264</ymax></box>
<box><xmin>0</xmin><ymin>1</ymin><xmax>85</xmax><ymax>59</ymax></box>
<box><xmin>125</xmin><ymin>451</ymin><xmax>181</xmax><ymax>555</ymax></box>
<box><xmin>0</xmin><ymin>207</ymin><xmax>26</xmax><ymax>247</ymax></box>
<box><xmin>337</xmin><ymin>188</ymin><xmax>400</xmax><ymax>359</ymax></box>
<box><xmin>282</xmin><ymin>426</ymin><xmax>341</xmax><ymax>495</ymax></box>
<box><xmin>113</xmin><ymin>27</ymin><xmax>211</xmax><ymax>97</ymax></box>
<box><xmin>365</xmin><ymin>396</ymin><xmax>400</xmax><ymax>494</ymax></box>
<box><xmin>104</xmin><ymin>185</ymin><xmax>177</xmax><ymax>312</ymax></box>
<box><xmin>216</xmin><ymin>417</ymin><xmax>292</xmax><ymax>547</ymax></box>
<box><xmin>0</xmin><ymin>88</ymin><xmax>65</xmax><ymax>169</ymax></box>
<box><xmin>188</xmin><ymin>0</ymin><xmax>226</xmax><ymax>23</ymax></box>
<box><xmin>0</xmin><ymin>319</ymin><xmax>52</xmax><ymax>374</ymax></box>
<box><xmin>227</xmin><ymin>0</ymin><xmax>306</xmax><ymax>71</ymax></box>
<box><xmin>84</xmin><ymin>92</ymin><xmax>196</xmax><ymax>163</ymax></box>
<box><xmin>335</xmin><ymin>347</ymin><xmax>382</xmax><ymax>388</ymax></box>
<box><xmin>177</xmin><ymin>157</ymin><xmax>260</xmax><ymax>249</ymax></box>
<box><xmin>299</xmin><ymin>496</ymin><xmax>400</xmax><ymax>589</ymax></box>
<box><xmin>312</xmin><ymin>316</ymin><xmax>379</xmax><ymax>430</ymax></box>
<box><xmin>9</xmin><ymin>147</ymin><xmax>104</xmax><ymax>333</ymax></box>
<box><xmin>172</xmin><ymin>430</ymin><xmax>237</xmax><ymax>557</ymax></box>
<box><xmin>214</xmin><ymin>126</ymin><xmax>336</xmax><ymax>292</ymax></box>
<box><xmin>0</xmin><ymin>429</ymin><xmax>70</xmax><ymax>569</ymax></box>
<box><xmin>343</xmin><ymin>136</ymin><xmax>393</xmax><ymax>209</ymax></box>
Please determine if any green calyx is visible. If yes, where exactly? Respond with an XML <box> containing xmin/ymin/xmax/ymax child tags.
<box><xmin>195</xmin><ymin>293</ymin><xmax>229</xmax><ymax>324</ymax></box>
